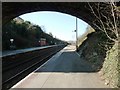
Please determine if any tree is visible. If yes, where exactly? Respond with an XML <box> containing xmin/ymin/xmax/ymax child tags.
<box><xmin>41</xmin><ymin>25</ymin><xmax>46</xmax><ymax>33</ymax></box>
<box><xmin>2</xmin><ymin>18</ymin><xmax>65</xmax><ymax>50</ymax></box>
<box><xmin>49</xmin><ymin>32</ymin><xmax>53</xmax><ymax>37</ymax></box>
<box><xmin>88</xmin><ymin>1</ymin><xmax>119</xmax><ymax>42</ymax></box>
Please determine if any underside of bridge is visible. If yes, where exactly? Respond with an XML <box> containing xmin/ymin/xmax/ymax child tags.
<box><xmin>2</xmin><ymin>2</ymin><xmax>119</xmax><ymax>31</ymax></box>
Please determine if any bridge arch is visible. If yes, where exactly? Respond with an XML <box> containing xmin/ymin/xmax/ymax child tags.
<box><xmin>2</xmin><ymin>2</ymin><xmax>119</xmax><ymax>40</ymax></box>
<box><xmin>3</xmin><ymin>2</ymin><xmax>100</xmax><ymax>30</ymax></box>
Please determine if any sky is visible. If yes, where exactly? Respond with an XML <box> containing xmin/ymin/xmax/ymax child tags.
<box><xmin>20</xmin><ymin>11</ymin><xmax>88</xmax><ymax>41</ymax></box>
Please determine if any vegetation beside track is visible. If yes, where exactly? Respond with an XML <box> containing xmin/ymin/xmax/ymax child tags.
<box><xmin>77</xmin><ymin>26</ymin><xmax>119</xmax><ymax>88</ymax></box>
<box><xmin>2</xmin><ymin>17</ymin><xmax>67</xmax><ymax>50</ymax></box>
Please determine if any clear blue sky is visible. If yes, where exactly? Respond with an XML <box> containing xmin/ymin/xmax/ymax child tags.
<box><xmin>19</xmin><ymin>11</ymin><xmax>88</xmax><ymax>41</ymax></box>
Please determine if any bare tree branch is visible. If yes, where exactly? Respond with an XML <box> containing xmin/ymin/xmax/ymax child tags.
<box><xmin>87</xmin><ymin>2</ymin><xmax>119</xmax><ymax>42</ymax></box>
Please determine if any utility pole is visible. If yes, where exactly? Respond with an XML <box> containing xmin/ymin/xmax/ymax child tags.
<box><xmin>76</xmin><ymin>17</ymin><xmax>78</xmax><ymax>51</ymax></box>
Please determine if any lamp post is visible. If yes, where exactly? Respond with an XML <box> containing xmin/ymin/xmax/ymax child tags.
<box><xmin>74</xmin><ymin>17</ymin><xmax>78</xmax><ymax>51</ymax></box>
<box><xmin>72</xmin><ymin>17</ymin><xmax>78</xmax><ymax>51</ymax></box>
<box><xmin>76</xmin><ymin>17</ymin><xmax>78</xmax><ymax>51</ymax></box>
<box><xmin>10</xmin><ymin>38</ymin><xmax>14</xmax><ymax>50</ymax></box>
<box><xmin>10</xmin><ymin>39</ymin><xmax>14</xmax><ymax>44</ymax></box>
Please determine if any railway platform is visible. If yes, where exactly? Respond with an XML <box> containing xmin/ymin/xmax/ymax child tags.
<box><xmin>11</xmin><ymin>45</ymin><xmax>109</xmax><ymax>88</ymax></box>
<box><xmin>1</xmin><ymin>45</ymin><xmax>58</xmax><ymax>57</ymax></box>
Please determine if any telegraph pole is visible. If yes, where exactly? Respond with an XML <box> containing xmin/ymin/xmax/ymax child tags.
<box><xmin>76</xmin><ymin>17</ymin><xmax>78</xmax><ymax>51</ymax></box>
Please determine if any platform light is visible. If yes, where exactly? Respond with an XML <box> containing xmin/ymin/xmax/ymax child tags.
<box><xmin>10</xmin><ymin>39</ymin><xmax>14</xmax><ymax>43</ymax></box>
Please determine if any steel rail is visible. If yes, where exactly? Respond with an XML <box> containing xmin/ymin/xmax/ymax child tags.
<box><xmin>2</xmin><ymin>45</ymin><xmax>66</xmax><ymax>89</ymax></box>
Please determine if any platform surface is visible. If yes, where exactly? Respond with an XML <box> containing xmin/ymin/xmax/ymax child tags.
<box><xmin>11</xmin><ymin>45</ymin><xmax>109</xmax><ymax>88</ymax></box>
<box><xmin>1</xmin><ymin>45</ymin><xmax>57</xmax><ymax>57</ymax></box>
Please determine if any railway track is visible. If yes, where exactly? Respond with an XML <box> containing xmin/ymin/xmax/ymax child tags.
<box><xmin>2</xmin><ymin>45</ymin><xmax>66</xmax><ymax>89</ymax></box>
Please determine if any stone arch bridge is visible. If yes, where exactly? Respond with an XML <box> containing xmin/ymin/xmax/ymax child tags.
<box><xmin>2</xmin><ymin>2</ymin><xmax>120</xmax><ymax>31</ymax></box>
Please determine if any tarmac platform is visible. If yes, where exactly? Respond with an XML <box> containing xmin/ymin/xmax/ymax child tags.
<box><xmin>11</xmin><ymin>45</ymin><xmax>109</xmax><ymax>88</ymax></box>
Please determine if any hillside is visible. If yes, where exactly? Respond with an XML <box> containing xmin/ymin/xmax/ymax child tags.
<box><xmin>2</xmin><ymin>17</ymin><xmax>66</xmax><ymax>50</ymax></box>
<box><xmin>77</xmin><ymin>29</ymin><xmax>119</xmax><ymax>88</ymax></box>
